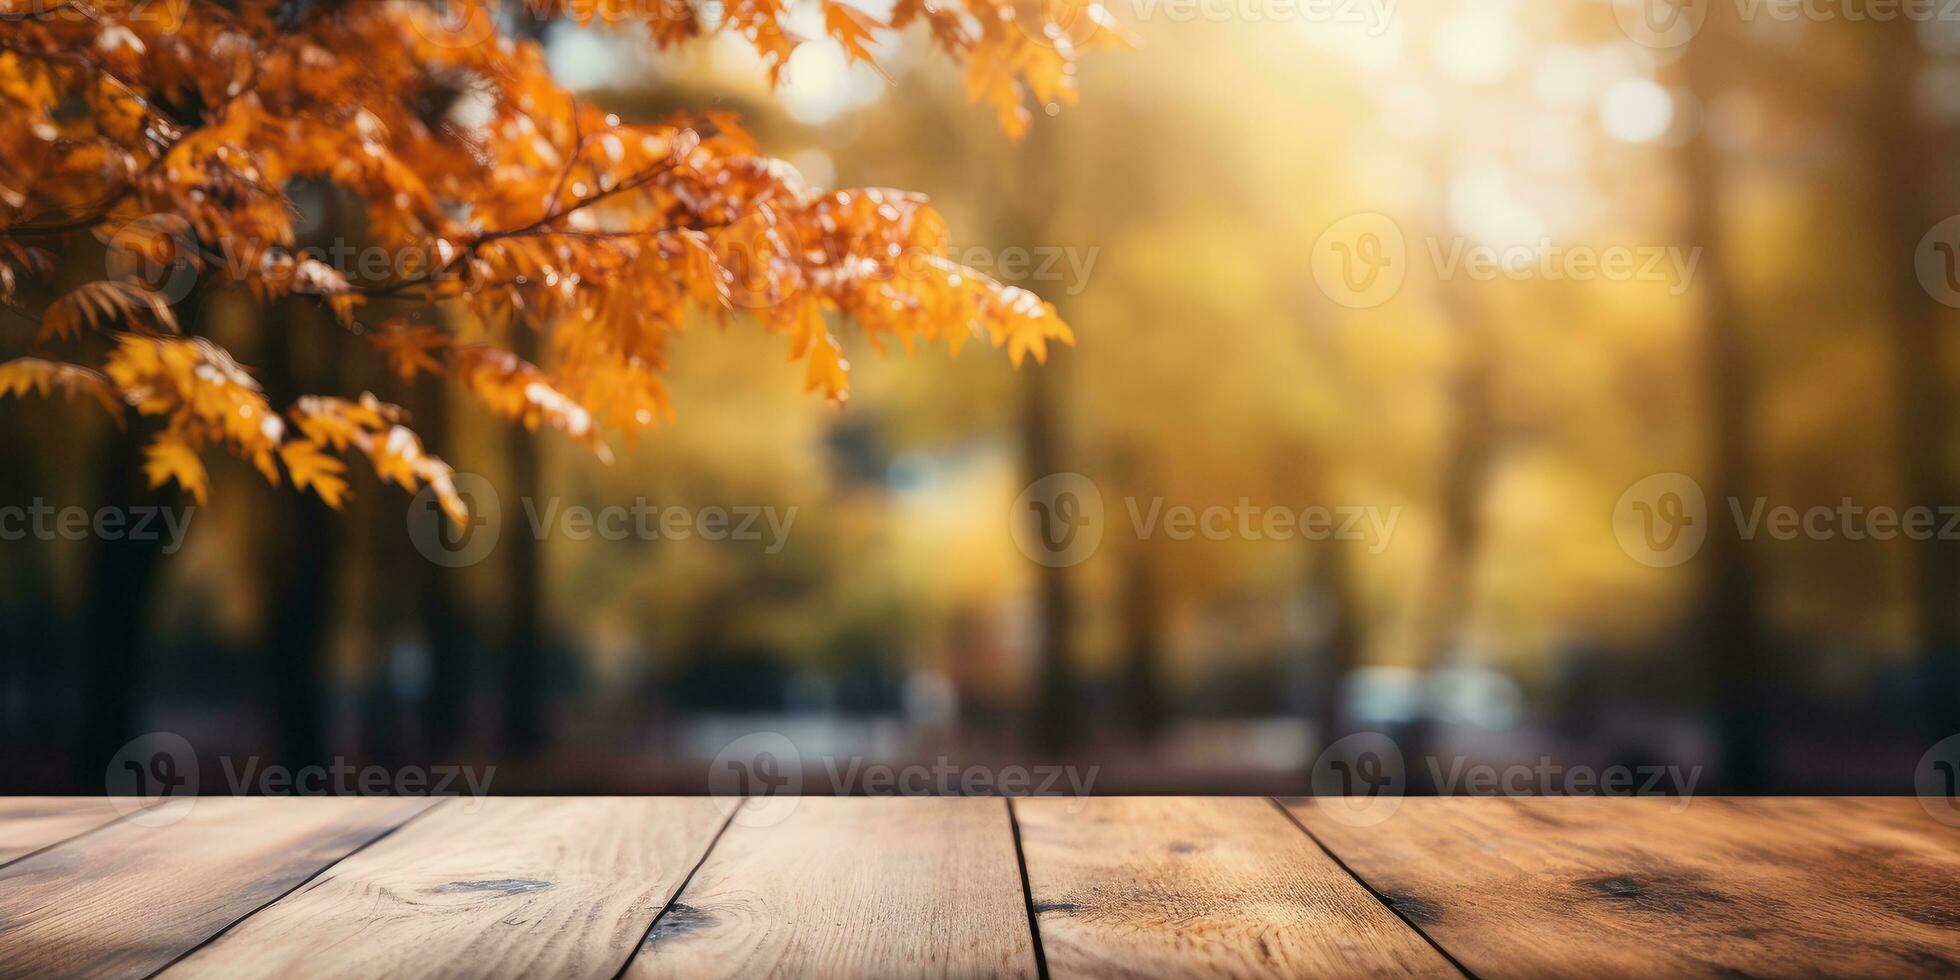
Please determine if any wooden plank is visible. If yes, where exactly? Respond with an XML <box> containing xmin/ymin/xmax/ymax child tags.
<box><xmin>1287</xmin><ymin>796</ymin><xmax>1960</xmax><ymax>978</ymax></box>
<box><xmin>0</xmin><ymin>797</ymin><xmax>125</xmax><ymax>865</ymax></box>
<box><xmin>0</xmin><ymin>796</ymin><xmax>432</xmax><ymax>979</ymax></box>
<box><xmin>1015</xmin><ymin>796</ymin><xmax>1457</xmax><ymax>978</ymax></box>
<box><xmin>166</xmin><ymin>797</ymin><xmax>728</xmax><ymax>979</ymax></box>
<box><xmin>624</xmin><ymin>797</ymin><xmax>1036</xmax><ymax>978</ymax></box>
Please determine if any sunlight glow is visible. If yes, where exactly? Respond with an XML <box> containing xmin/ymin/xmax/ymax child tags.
<box><xmin>786</xmin><ymin>147</ymin><xmax>838</xmax><ymax>191</ymax></box>
<box><xmin>780</xmin><ymin>42</ymin><xmax>884</xmax><ymax>124</ymax></box>
<box><xmin>1432</xmin><ymin>5</ymin><xmax>1520</xmax><ymax>84</ymax></box>
<box><xmin>1531</xmin><ymin>45</ymin><xmax>1602</xmax><ymax>107</ymax></box>
<box><xmin>1449</xmin><ymin>161</ymin><xmax>1547</xmax><ymax>259</ymax></box>
<box><xmin>545</xmin><ymin>26</ymin><xmax>627</xmax><ymax>91</ymax></box>
<box><xmin>1379</xmin><ymin>80</ymin><xmax>1442</xmax><ymax>143</ymax></box>
<box><xmin>1600</xmin><ymin>77</ymin><xmax>1674</xmax><ymax>143</ymax></box>
<box><xmin>1295</xmin><ymin>16</ymin><xmax>1406</xmax><ymax>71</ymax></box>
<box><xmin>1522</xmin><ymin>113</ymin><xmax>1587</xmax><ymax>176</ymax></box>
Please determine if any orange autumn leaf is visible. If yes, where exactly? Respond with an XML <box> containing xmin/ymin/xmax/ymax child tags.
<box><xmin>0</xmin><ymin>357</ymin><xmax>126</xmax><ymax>423</ymax></box>
<box><xmin>142</xmin><ymin>432</ymin><xmax>209</xmax><ymax>505</ymax></box>
<box><xmin>823</xmin><ymin>1</ymin><xmax>886</xmax><ymax>67</ymax></box>
<box><xmin>279</xmin><ymin>440</ymin><xmax>350</xmax><ymax>510</ymax></box>
<box><xmin>40</xmin><ymin>280</ymin><xmax>177</xmax><ymax>343</ymax></box>
<box><xmin>0</xmin><ymin>0</ymin><xmax>1096</xmax><ymax>517</ymax></box>
<box><xmin>369</xmin><ymin>323</ymin><xmax>448</xmax><ymax>381</ymax></box>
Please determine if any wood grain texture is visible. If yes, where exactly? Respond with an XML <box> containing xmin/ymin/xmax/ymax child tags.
<box><xmin>1015</xmin><ymin>797</ymin><xmax>1456</xmax><ymax>979</ymax></box>
<box><xmin>1288</xmin><ymin>796</ymin><xmax>1960</xmax><ymax>978</ymax></box>
<box><xmin>624</xmin><ymin>797</ymin><xmax>1036</xmax><ymax>979</ymax></box>
<box><xmin>0</xmin><ymin>796</ymin><xmax>430</xmax><ymax>979</ymax></box>
<box><xmin>0</xmin><ymin>797</ymin><xmax>125</xmax><ymax>865</ymax></box>
<box><xmin>166</xmin><ymin>797</ymin><xmax>728</xmax><ymax>979</ymax></box>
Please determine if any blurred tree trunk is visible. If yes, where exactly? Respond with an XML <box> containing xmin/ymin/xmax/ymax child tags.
<box><xmin>71</xmin><ymin>287</ymin><xmax>209</xmax><ymax>786</ymax></box>
<box><xmin>1011</xmin><ymin>120</ymin><xmax>1080</xmax><ymax>754</ymax></box>
<box><xmin>1864</xmin><ymin>22</ymin><xmax>1960</xmax><ymax>741</ymax></box>
<box><xmin>269</xmin><ymin>488</ymin><xmax>333</xmax><ymax>768</ymax></box>
<box><xmin>1400</xmin><ymin>281</ymin><xmax>1496</xmax><ymax>792</ymax></box>
<box><xmin>423</xmin><ymin>568</ymin><xmax>473</xmax><ymax>753</ymax></box>
<box><xmin>1679</xmin><ymin>15</ymin><xmax>1772</xmax><ymax>790</ymax></box>
<box><xmin>1393</xmin><ymin>131</ymin><xmax>1501</xmax><ymax>784</ymax></box>
<box><xmin>1307</xmin><ymin>537</ymin><xmax>1363</xmax><ymax>749</ymax></box>
<box><xmin>493</xmin><ymin>3</ymin><xmax>554</xmax><ymax>762</ymax></box>
<box><xmin>1272</xmin><ymin>446</ymin><xmax>1365</xmax><ymax>758</ymax></box>
<box><xmin>1117</xmin><ymin>542</ymin><xmax>1167</xmax><ymax>739</ymax></box>
<box><xmin>414</xmin><ymin>376</ymin><xmax>474</xmax><ymax>755</ymax></box>
<box><xmin>1421</xmin><ymin>282</ymin><xmax>1495</xmax><ymax>665</ymax></box>
<box><xmin>0</xmin><ymin>424</ymin><xmax>62</xmax><ymax>752</ymax></box>
<box><xmin>359</xmin><ymin>362</ymin><xmax>466</xmax><ymax>764</ymax></box>
<box><xmin>356</xmin><ymin>367</ymin><xmax>404</xmax><ymax>767</ymax></box>
<box><xmin>74</xmin><ymin>420</ymin><xmax>171</xmax><ymax>785</ymax></box>
<box><xmin>500</xmin><ymin>319</ymin><xmax>546</xmax><ymax>757</ymax></box>
<box><xmin>260</xmin><ymin>299</ymin><xmax>339</xmax><ymax>769</ymax></box>
<box><xmin>1110</xmin><ymin>450</ymin><xmax>1166</xmax><ymax>739</ymax></box>
<box><xmin>1022</xmin><ymin>353</ymin><xmax>1080</xmax><ymax>753</ymax></box>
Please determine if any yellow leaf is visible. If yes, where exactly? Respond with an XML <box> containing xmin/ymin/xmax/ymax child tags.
<box><xmin>280</xmin><ymin>441</ymin><xmax>350</xmax><ymax>509</ymax></box>
<box><xmin>0</xmin><ymin>357</ymin><xmax>127</xmax><ymax>423</ymax></box>
<box><xmin>368</xmin><ymin>426</ymin><xmax>421</xmax><ymax>490</ymax></box>
<box><xmin>143</xmin><ymin>433</ymin><xmax>209</xmax><ymax>505</ymax></box>
<box><xmin>40</xmin><ymin>280</ymin><xmax>177</xmax><ymax>343</ymax></box>
<box><xmin>803</xmin><ymin>329</ymin><xmax>850</xmax><ymax>401</ymax></box>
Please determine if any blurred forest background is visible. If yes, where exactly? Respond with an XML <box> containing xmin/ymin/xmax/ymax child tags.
<box><xmin>5</xmin><ymin>0</ymin><xmax>1960</xmax><ymax>793</ymax></box>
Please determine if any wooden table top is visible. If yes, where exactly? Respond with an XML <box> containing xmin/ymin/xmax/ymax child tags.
<box><xmin>0</xmin><ymin>796</ymin><xmax>1954</xmax><ymax>978</ymax></box>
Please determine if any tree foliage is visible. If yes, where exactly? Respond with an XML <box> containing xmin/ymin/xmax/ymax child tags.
<box><xmin>0</xmin><ymin>0</ymin><xmax>1110</xmax><ymax>519</ymax></box>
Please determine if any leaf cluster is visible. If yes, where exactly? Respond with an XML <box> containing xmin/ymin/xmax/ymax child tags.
<box><xmin>0</xmin><ymin>0</ymin><xmax>1110</xmax><ymax>516</ymax></box>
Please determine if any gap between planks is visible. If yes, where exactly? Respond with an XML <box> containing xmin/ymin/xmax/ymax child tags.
<box><xmin>1016</xmin><ymin>796</ymin><xmax>1460</xmax><ymax>977</ymax></box>
<box><xmin>144</xmin><ymin>797</ymin><xmax>456</xmax><ymax>978</ymax></box>
<box><xmin>1006</xmin><ymin>797</ymin><xmax>1053</xmax><ymax>980</ymax></box>
<box><xmin>0</xmin><ymin>798</ymin><xmax>145</xmax><ymax>873</ymax></box>
<box><xmin>618</xmin><ymin>797</ymin><xmax>1037</xmax><ymax>978</ymax></box>
<box><xmin>612</xmin><ymin>797</ymin><xmax>1051</xmax><ymax>979</ymax></box>
<box><xmin>5</xmin><ymin>796</ymin><xmax>1473</xmax><ymax>979</ymax></box>
<box><xmin>612</xmin><ymin>800</ymin><xmax>743</xmax><ymax>980</ymax></box>
<box><xmin>1267</xmin><ymin>797</ymin><xmax>1476</xmax><ymax>980</ymax></box>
